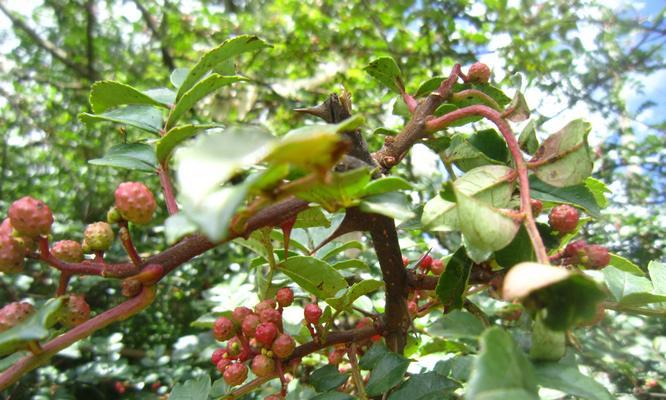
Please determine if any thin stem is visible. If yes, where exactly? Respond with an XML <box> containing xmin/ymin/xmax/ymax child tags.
<box><xmin>348</xmin><ymin>343</ymin><xmax>368</xmax><ymax>400</ymax></box>
<box><xmin>55</xmin><ymin>273</ymin><xmax>71</xmax><ymax>296</ymax></box>
<box><xmin>119</xmin><ymin>223</ymin><xmax>142</xmax><ymax>266</ymax></box>
<box><xmin>425</xmin><ymin>104</ymin><xmax>549</xmax><ymax>264</ymax></box>
<box><xmin>401</xmin><ymin>92</ymin><xmax>418</xmax><ymax>113</ymax></box>
<box><xmin>157</xmin><ymin>163</ymin><xmax>178</xmax><ymax>215</ymax></box>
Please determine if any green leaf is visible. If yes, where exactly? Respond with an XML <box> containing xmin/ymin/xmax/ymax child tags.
<box><xmin>278</xmin><ymin>256</ymin><xmax>348</xmax><ymax>299</ymax></box>
<box><xmin>88</xmin><ymin>143</ymin><xmax>157</xmax><ymax>172</ymax></box>
<box><xmin>293</xmin><ymin>207</ymin><xmax>331</xmax><ymax>229</ymax></box>
<box><xmin>156</xmin><ymin>124</ymin><xmax>221</xmax><ymax>163</ymax></box>
<box><xmin>170</xmin><ymin>68</ymin><xmax>189</xmax><ymax>89</ymax></box>
<box><xmin>175</xmin><ymin>126</ymin><xmax>274</xmax><ymax>201</ymax></box>
<box><xmin>528</xmin><ymin>176</ymin><xmax>602</xmax><ymax>218</ymax></box>
<box><xmin>518</xmin><ymin>120</ymin><xmax>539</xmax><ymax>154</ymax></box>
<box><xmin>0</xmin><ymin>298</ymin><xmax>64</xmax><ymax>357</ymax></box>
<box><xmin>388</xmin><ymin>372</ymin><xmax>460</xmax><ymax>400</ymax></box>
<box><xmin>530</xmin><ymin>119</ymin><xmax>593</xmax><ymax>187</ymax></box>
<box><xmin>164</xmin><ymin>213</ymin><xmax>198</xmax><ymax>244</ymax></box>
<box><xmin>359</xmin><ymin>342</ymin><xmax>389</xmax><ymax>369</ymax></box>
<box><xmin>169</xmin><ymin>375</ymin><xmax>212</xmax><ymax>400</ymax></box>
<box><xmin>177</xmin><ymin>35</ymin><xmax>271</xmax><ymax>100</ymax></box>
<box><xmin>266</xmin><ymin>115</ymin><xmax>363</xmax><ymax>169</ymax></box>
<box><xmin>325</xmin><ymin>279</ymin><xmax>383</xmax><ymax>311</ymax></box>
<box><xmin>414</xmin><ymin>76</ymin><xmax>446</xmax><ymax>97</ymax></box>
<box><xmin>321</xmin><ymin>241</ymin><xmax>363</xmax><ymax>260</ymax></box>
<box><xmin>422</xmin><ymin>165</ymin><xmax>514</xmax><ymax>231</ymax></box>
<box><xmin>143</xmin><ymin>87</ymin><xmax>177</xmax><ymax>105</ymax></box>
<box><xmin>503</xmin><ymin>92</ymin><xmax>530</xmax><ymax>122</ymax></box>
<box><xmin>649</xmin><ymin>261</ymin><xmax>666</xmax><ymax>294</ymax></box>
<box><xmin>534</xmin><ymin>359</ymin><xmax>613</xmax><ymax>400</ymax></box>
<box><xmin>365</xmin><ymin>352</ymin><xmax>410</xmax><ymax>396</ymax></box>
<box><xmin>364</xmin><ymin>56</ymin><xmax>404</xmax><ymax>94</ymax></box>
<box><xmin>363</xmin><ymin>176</ymin><xmax>412</xmax><ymax>196</ymax></box>
<box><xmin>309</xmin><ymin>364</ymin><xmax>349</xmax><ymax>392</ymax></box>
<box><xmin>89</xmin><ymin>81</ymin><xmax>170</xmax><ymax>113</ymax></box>
<box><xmin>454</xmin><ymin>185</ymin><xmax>520</xmax><ymax>252</ymax></box>
<box><xmin>434</xmin><ymin>355</ymin><xmax>475</xmax><ymax>382</ymax></box>
<box><xmin>296</xmin><ymin>168</ymin><xmax>372</xmax><ymax>212</ymax></box>
<box><xmin>167</xmin><ymin>75</ymin><xmax>247</xmax><ymax>129</ymax></box>
<box><xmin>494</xmin><ymin>226</ymin><xmax>535</xmax><ymax>268</ymax></box>
<box><xmin>443</xmin><ymin>131</ymin><xmax>508</xmax><ymax>172</ymax></box>
<box><xmin>609</xmin><ymin>253</ymin><xmax>645</xmax><ymax>276</ymax></box>
<box><xmin>466</xmin><ymin>327</ymin><xmax>538</xmax><ymax>400</ymax></box>
<box><xmin>359</xmin><ymin>192</ymin><xmax>415</xmax><ymax>220</ymax></box>
<box><xmin>503</xmin><ymin>263</ymin><xmax>606</xmax><ymax>330</ymax></box>
<box><xmin>435</xmin><ymin>247</ymin><xmax>472</xmax><ymax>310</ymax></box>
<box><xmin>529</xmin><ymin>314</ymin><xmax>565</xmax><ymax>361</ymax></box>
<box><xmin>79</xmin><ymin>105</ymin><xmax>164</xmax><ymax>134</ymax></box>
<box><xmin>584</xmin><ymin>177</ymin><xmax>610</xmax><ymax>208</ymax></box>
<box><xmin>602</xmin><ymin>266</ymin><xmax>666</xmax><ymax>306</ymax></box>
<box><xmin>332</xmin><ymin>259</ymin><xmax>368</xmax><ymax>270</ymax></box>
<box><xmin>426</xmin><ymin>310</ymin><xmax>485</xmax><ymax>339</ymax></box>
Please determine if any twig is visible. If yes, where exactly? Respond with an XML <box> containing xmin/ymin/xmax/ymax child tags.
<box><xmin>348</xmin><ymin>343</ymin><xmax>368</xmax><ymax>400</ymax></box>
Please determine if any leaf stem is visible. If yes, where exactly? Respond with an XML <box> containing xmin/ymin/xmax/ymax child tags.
<box><xmin>157</xmin><ymin>162</ymin><xmax>178</xmax><ymax>215</ymax></box>
<box><xmin>119</xmin><ymin>222</ymin><xmax>142</xmax><ymax>266</ymax></box>
<box><xmin>348</xmin><ymin>342</ymin><xmax>368</xmax><ymax>400</ymax></box>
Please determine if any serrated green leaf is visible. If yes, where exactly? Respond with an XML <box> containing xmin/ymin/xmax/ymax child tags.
<box><xmin>609</xmin><ymin>253</ymin><xmax>645</xmax><ymax>276</ymax></box>
<box><xmin>177</xmin><ymin>35</ymin><xmax>270</xmax><ymax>100</ymax></box>
<box><xmin>435</xmin><ymin>247</ymin><xmax>471</xmax><ymax>310</ymax></box>
<box><xmin>320</xmin><ymin>241</ymin><xmax>363</xmax><ymax>260</ymax></box>
<box><xmin>363</xmin><ymin>176</ymin><xmax>412</xmax><ymax>196</ymax></box>
<box><xmin>534</xmin><ymin>359</ymin><xmax>613</xmax><ymax>400</ymax></box>
<box><xmin>325</xmin><ymin>279</ymin><xmax>383</xmax><ymax>311</ymax></box>
<box><xmin>530</xmin><ymin>119</ymin><xmax>593</xmax><ymax>187</ymax></box>
<box><xmin>278</xmin><ymin>256</ymin><xmax>348</xmax><ymax>299</ymax></box>
<box><xmin>170</xmin><ymin>68</ymin><xmax>189</xmax><ymax>89</ymax></box>
<box><xmin>296</xmin><ymin>168</ymin><xmax>372</xmax><ymax>212</ymax></box>
<box><xmin>454</xmin><ymin>186</ymin><xmax>520</xmax><ymax>252</ymax></box>
<box><xmin>602</xmin><ymin>266</ymin><xmax>666</xmax><ymax>306</ymax></box>
<box><xmin>88</xmin><ymin>143</ymin><xmax>157</xmax><ymax>172</ymax></box>
<box><xmin>364</xmin><ymin>56</ymin><xmax>404</xmax><ymax>94</ymax></box>
<box><xmin>414</xmin><ymin>76</ymin><xmax>446</xmax><ymax>97</ymax></box>
<box><xmin>309</xmin><ymin>364</ymin><xmax>349</xmax><ymax>392</ymax></box>
<box><xmin>359</xmin><ymin>342</ymin><xmax>389</xmax><ymax>370</ymax></box>
<box><xmin>467</xmin><ymin>327</ymin><xmax>538</xmax><ymax>400</ymax></box>
<box><xmin>169</xmin><ymin>375</ymin><xmax>211</xmax><ymax>400</ymax></box>
<box><xmin>423</xmin><ymin>165</ymin><xmax>514</xmax><ymax>232</ymax></box>
<box><xmin>528</xmin><ymin>176</ymin><xmax>602</xmax><ymax>218</ymax></box>
<box><xmin>518</xmin><ymin>120</ymin><xmax>539</xmax><ymax>154</ymax></box>
<box><xmin>388</xmin><ymin>371</ymin><xmax>460</xmax><ymax>400</ymax></box>
<box><xmin>443</xmin><ymin>131</ymin><xmax>508</xmax><ymax>171</ymax></box>
<box><xmin>426</xmin><ymin>310</ymin><xmax>485</xmax><ymax>339</ymax></box>
<box><xmin>293</xmin><ymin>207</ymin><xmax>331</xmax><ymax>229</ymax></box>
<box><xmin>167</xmin><ymin>75</ymin><xmax>247</xmax><ymax>129</ymax></box>
<box><xmin>79</xmin><ymin>105</ymin><xmax>164</xmax><ymax>134</ymax></box>
<box><xmin>359</xmin><ymin>192</ymin><xmax>415</xmax><ymax>220</ymax></box>
<box><xmin>89</xmin><ymin>81</ymin><xmax>170</xmax><ymax>113</ymax></box>
<box><xmin>365</xmin><ymin>352</ymin><xmax>410</xmax><ymax>396</ymax></box>
<box><xmin>648</xmin><ymin>261</ymin><xmax>666</xmax><ymax>294</ymax></box>
<box><xmin>156</xmin><ymin>124</ymin><xmax>221</xmax><ymax>163</ymax></box>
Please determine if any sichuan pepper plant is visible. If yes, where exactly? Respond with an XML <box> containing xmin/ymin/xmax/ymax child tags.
<box><xmin>0</xmin><ymin>35</ymin><xmax>664</xmax><ymax>399</ymax></box>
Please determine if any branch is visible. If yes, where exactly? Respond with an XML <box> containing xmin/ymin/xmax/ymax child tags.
<box><xmin>372</xmin><ymin>64</ymin><xmax>463</xmax><ymax>171</ymax></box>
<box><xmin>0</xmin><ymin>3</ymin><xmax>95</xmax><ymax>80</ymax></box>
<box><xmin>84</xmin><ymin>0</ymin><xmax>98</xmax><ymax>80</ymax></box>
<box><xmin>0</xmin><ymin>287</ymin><xmax>156</xmax><ymax>390</ymax></box>
<box><xmin>425</xmin><ymin>104</ymin><xmax>549</xmax><ymax>264</ymax></box>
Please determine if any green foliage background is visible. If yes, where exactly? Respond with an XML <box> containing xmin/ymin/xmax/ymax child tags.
<box><xmin>0</xmin><ymin>0</ymin><xmax>664</xmax><ymax>398</ymax></box>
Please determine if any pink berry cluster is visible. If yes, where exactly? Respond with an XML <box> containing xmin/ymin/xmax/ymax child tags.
<box><xmin>561</xmin><ymin>240</ymin><xmax>610</xmax><ymax>269</ymax></box>
<box><xmin>210</xmin><ymin>287</ymin><xmax>296</xmax><ymax>395</ymax></box>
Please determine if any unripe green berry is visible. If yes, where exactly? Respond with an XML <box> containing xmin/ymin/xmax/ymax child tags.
<box><xmin>83</xmin><ymin>222</ymin><xmax>114</xmax><ymax>252</ymax></box>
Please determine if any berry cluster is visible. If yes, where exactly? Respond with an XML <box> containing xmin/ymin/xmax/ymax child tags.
<box><xmin>0</xmin><ymin>196</ymin><xmax>53</xmax><ymax>273</ymax></box>
<box><xmin>402</xmin><ymin>253</ymin><xmax>446</xmax><ymax>318</ymax></box>
<box><xmin>209</xmin><ymin>288</ymin><xmax>297</xmax><ymax>398</ymax></box>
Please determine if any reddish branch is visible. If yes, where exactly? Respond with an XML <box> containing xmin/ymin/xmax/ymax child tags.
<box><xmin>425</xmin><ymin>104</ymin><xmax>549</xmax><ymax>263</ymax></box>
<box><xmin>0</xmin><ymin>287</ymin><xmax>156</xmax><ymax>390</ymax></box>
